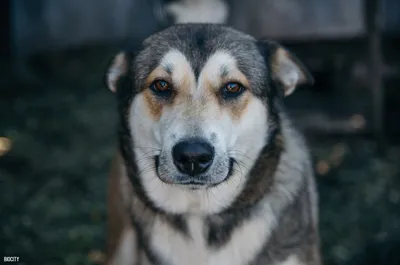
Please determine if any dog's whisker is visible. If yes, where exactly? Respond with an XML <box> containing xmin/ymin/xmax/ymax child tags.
<box><xmin>147</xmin><ymin>178</ymin><xmax>164</xmax><ymax>194</ymax></box>
<box><xmin>134</xmin><ymin>155</ymin><xmax>157</xmax><ymax>164</ymax></box>
<box><xmin>136</xmin><ymin>163</ymin><xmax>156</xmax><ymax>176</ymax></box>
<box><xmin>207</xmin><ymin>187</ymin><xmax>226</xmax><ymax>208</ymax></box>
<box><xmin>134</xmin><ymin>151</ymin><xmax>160</xmax><ymax>164</ymax></box>
<box><xmin>234</xmin><ymin>159</ymin><xmax>252</xmax><ymax>171</ymax></box>
<box><xmin>230</xmin><ymin>162</ymin><xmax>248</xmax><ymax>195</ymax></box>
<box><xmin>228</xmin><ymin>150</ymin><xmax>257</xmax><ymax>163</ymax></box>
<box><xmin>137</xmin><ymin>149</ymin><xmax>160</xmax><ymax>157</ymax></box>
<box><xmin>133</xmin><ymin>146</ymin><xmax>162</xmax><ymax>151</ymax></box>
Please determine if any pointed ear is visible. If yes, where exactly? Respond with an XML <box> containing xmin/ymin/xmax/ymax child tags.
<box><xmin>106</xmin><ymin>52</ymin><xmax>130</xmax><ymax>93</ymax></box>
<box><xmin>258</xmin><ymin>40</ymin><xmax>314</xmax><ymax>96</ymax></box>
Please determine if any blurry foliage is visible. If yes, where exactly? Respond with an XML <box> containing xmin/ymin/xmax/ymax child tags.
<box><xmin>313</xmin><ymin>139</ymin><xmax>400</xmax><ymax>265</ymax></box>
<box><xmin>0</xmin><ymin>47</ymin><xmax>116</xmax><ymax>265</ymax></box>
<box><xmin>0</xmin><ymin>47</ymin><xmax>399</xmax><ymax>265</ymax></box>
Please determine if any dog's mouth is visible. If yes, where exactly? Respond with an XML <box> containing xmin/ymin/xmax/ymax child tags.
<box><xmin>154</xmin><ymin>156</ymin><xmax>235</xmax><ymax>188</ymax></box>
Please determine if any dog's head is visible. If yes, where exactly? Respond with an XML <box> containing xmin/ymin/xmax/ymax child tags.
<box><xmin>106</xmin><ymin>24</ymin><xmax>312</xmax><ymax>215</ymax></box>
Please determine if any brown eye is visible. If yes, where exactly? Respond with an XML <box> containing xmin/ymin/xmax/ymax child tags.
<box><xmin>225</xmin><ymin>83</ymin><xmax>241</xmax><ymax>93</ymax></box>
<box><xmin>149</xmin><ymin>80</ymin><xmax>173</xmax><ymax>98</ymax></box>
<box><xmin>151</xmin><ymin>80</ymin><xmax>171</xmax><ymax>92</ymax></box>
<box><xmin>221</xmin><ymin>82</ymin><xmax>245</xmax><ymax>99</ymax></box>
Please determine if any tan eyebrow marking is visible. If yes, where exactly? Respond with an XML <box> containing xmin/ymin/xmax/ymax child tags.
<box><xmin>141</xmin><ymin>49</ymin><xmax>196</xmax><ymax>120</ymax></box>
<box><xmin>199</xmin><ymin>50</ymin><xmax>250</xmax><ymax>93</ymax></box>
<box><xmin>196</xmin><ymin>50</ymin><xmax>253</xmax><ymax>121</ymax></box>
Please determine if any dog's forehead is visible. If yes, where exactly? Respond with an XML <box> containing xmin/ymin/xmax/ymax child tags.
<box><xmin>134</xmin><ymin>24</ymin><xmax>267</xmax><ymax>92</ymax></box>
<box><xmin>144</xmin><ymin>24</ymin><xmax>255</xmax><ymax>53</ymax></box>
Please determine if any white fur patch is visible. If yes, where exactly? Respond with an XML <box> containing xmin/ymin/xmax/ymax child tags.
<box><xmin>160</xmin><ymin>49</ymin><xmax>196</xmax><ymax>90</ymax></box>
<box><xmin>108</xmin><ymin>227</ymin><xmax>136</xmax><ymax>265</ymax></box>
<box><xmin>273</xmin><ymin>48</ymin><xmax>307</xmax><ymax>96</ymax></box>
<box><xmin>166</xmin><ymin>0</ymin><xmax>228</xmax><ymax>24</ymax></box>
<box><xmin>275</xmin><ymin>254</ymin><xmax>304</xmax><ymax>265</ymax></box>
<box><xmin>199</xmin><ymin>51</ymin><xmax>237</xmax><ymax>83</ymax></box>
<box><xmin>107</xmin><ymin>52</ymin><xmax>128</xmax><ymax>93</ymax></box>
<box><xmin>195</xmin><ymin>50</ymin><xmax>237</xmax><ymax>98</ymax></box>
<box><xmin>149</xmin><ymin>199</ymin><xmax>277</xmax><ymax>265</ymax></box>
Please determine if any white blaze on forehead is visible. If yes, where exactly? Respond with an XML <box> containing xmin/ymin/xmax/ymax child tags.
<box><xmin>159</xmin><ymin>49</ymin><xmax>196</xmax><ymax>89</ymax></box>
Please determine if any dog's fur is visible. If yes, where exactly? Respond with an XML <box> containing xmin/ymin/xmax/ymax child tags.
<box><xmin>105</xmin><ymin>24</ymin><xmax>321</xmax><ymax>265</ymax></box>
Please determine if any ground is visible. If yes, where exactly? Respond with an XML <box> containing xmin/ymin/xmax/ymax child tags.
<box><xmin>0</xmin><ymin>47</ymin><xmax>399</xmax><ymax>265</ymax></box>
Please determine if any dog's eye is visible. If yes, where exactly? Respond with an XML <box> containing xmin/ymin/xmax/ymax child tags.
<box><xmin>221</xmin><ymin>82</ymin><xmax>245</xmax><ymax>98</ymax></box>
<box><xmin>149</xmin><ymin>80</ymin><xmax>173</xmax><ymax>98</ymax></box>
<box><xmin>150</xmin><ymin>80</ymin><xmax>171</xmax><ymax>92</ymax></box>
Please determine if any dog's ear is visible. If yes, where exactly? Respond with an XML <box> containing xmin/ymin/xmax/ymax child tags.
<box><xmin>257</xmin><ymin>40</ymin><xmax>314</xmax><ymax>97</ymax></box>
<box><xmin>106</xmin><ymin>52</ymin><xmax>131</xmax><ymax>93</ymax></box>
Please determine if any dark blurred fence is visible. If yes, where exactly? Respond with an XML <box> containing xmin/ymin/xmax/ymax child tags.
<box><xmin>229</xmin><ymin>0</ymin><xmax>365</xmax><ymax>39</ymax></box>
<box><xmin>11</xmin><ymin>0</ymin><xmax>161</xmax><ymax>56</ymax></box>
<box><xmin>11</xmin><ymin>0</ymin><xmax>400</xmax><ymax>56</ymax></box>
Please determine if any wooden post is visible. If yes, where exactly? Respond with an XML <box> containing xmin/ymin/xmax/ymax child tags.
<box><xmin>365</xmin><ymin>0</ymin><xmax>385</xmax><ymax>146</ymax></box>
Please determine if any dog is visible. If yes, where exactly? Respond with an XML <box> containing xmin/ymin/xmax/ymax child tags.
<box><xmin>104</xmin><ymin>23</ymin><xmax>321</xmax><ymax>265</ymax></box>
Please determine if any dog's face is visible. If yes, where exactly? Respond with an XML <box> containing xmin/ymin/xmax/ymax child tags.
<box><xmin>107</xmin><ymin>24</ymin><xmax>312</xmax><ymax>215</ymax></box>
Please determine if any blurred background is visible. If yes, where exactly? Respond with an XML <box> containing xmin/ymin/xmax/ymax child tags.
<box><xmin>1</xmin><ymin>0</ymin><xmax>400</xmax><ymax>264</ymax></box>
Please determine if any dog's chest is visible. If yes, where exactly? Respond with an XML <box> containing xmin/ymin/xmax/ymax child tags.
<box><xmin>147</xmin><ymin>212</ymin><xmax>274</xmax><ymax>265</ymax></box>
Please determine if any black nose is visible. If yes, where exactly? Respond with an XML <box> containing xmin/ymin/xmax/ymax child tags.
<box><xmin>172</xmin><ymin>140</ymin><xmax>215</xmax><ymax>176</ymax></box>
